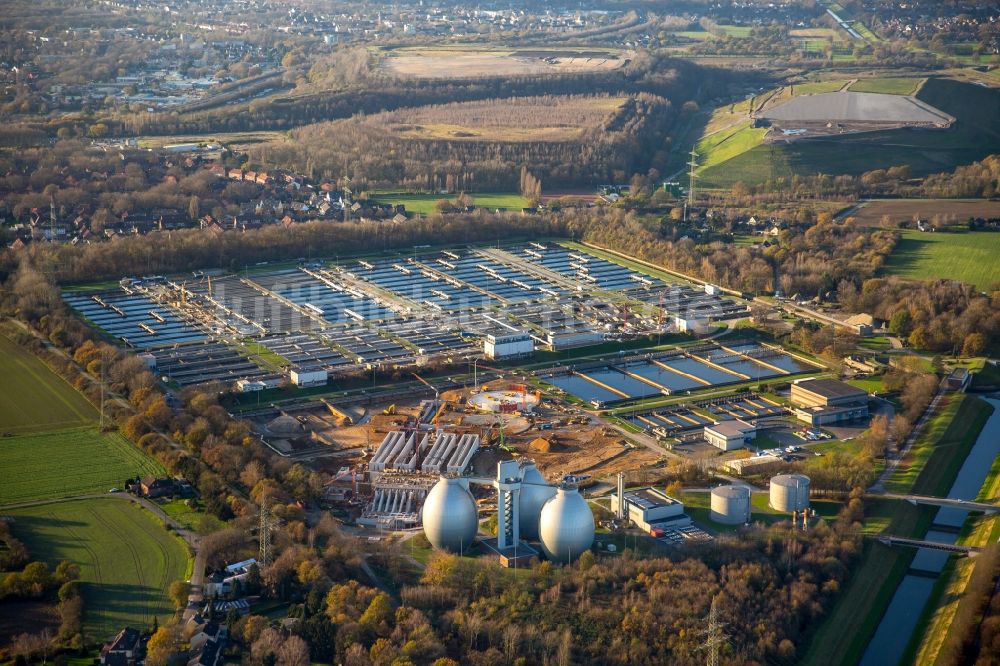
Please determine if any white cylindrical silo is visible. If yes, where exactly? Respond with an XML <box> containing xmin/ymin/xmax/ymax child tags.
<box><xmin>769</xmin><ymin>474</ymin><xmax>810</xmax><ymax>513</ymax></box>
<box><xmin>519</xmin><ymin>463</ymin><xmax>557</xmax><ymax>540</ymax></box>
<box><xmin>710</xmin><ymin>485</ymin><xmax>751</xmax><ymax>525</ymax></box>
<box><xmin>538</xmin><ymin>486</ymin><xmax>594</xmax><ymax>563</ymax></box>
<box><xmin>421</xmin><ymin>476</ymin><xmax>479</xmax><ymax>553</ymax></box>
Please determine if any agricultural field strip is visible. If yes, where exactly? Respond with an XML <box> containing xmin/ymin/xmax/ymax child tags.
<box><xmin>9</xmin><ymin>499</ymin><xmax>189</xmax><ymax>636</ymax></box>
<box><xmin>0</xmin><ymin>334</ymin><xmax>97</xmax><ymax>433</ymax></box>
<box><xmin>0</xmin><ymin>428</ymin><xmax>166</xmax><ymax>505</ymax></box>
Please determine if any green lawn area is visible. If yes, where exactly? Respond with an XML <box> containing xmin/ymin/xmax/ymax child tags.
<box><xmin>715</xmin><ymin>25</ymin><xmax>752</xmax><ymax>38</ymax></box>
<box><xmin>791</xmin><ymin>80</ymin><xmax>850</xmax><ymax>95</ymax></box>
<box><xmin>8</xmin><ymin>498</ymin><xmax>190</xmax><ymax>639</ymax></box>
<box><xmin>883</xmin><ymin>229</ymin><xmax>1000</xmax><ymax>290</ymax></box>
<box><xmin>369</xmin><ymin>191</ymin><xmax>530</xmax><ymax>216</ymax></box>
<box><xmin>846</xmin><ymin>376</ymin><xmax>886</xmax><ymax>394</ymax></box>
<box><xmin>847</xmin><ymin>77</ymin><xmax>923</xmax><ymax>95</ymax></box>
<box><xmin>0</xmin><ymin>427</ymin><xmax>165</xmax><ymax>505</ymax></box>
<box><xmin>156</xmin><ymin>498</ymin><xmax>223</xmax><ymax>534</ymax></box>
<box><xmin>674</xmin><ymin>30</ymin><xmax>711</xmax><ymax>41</ymax></box>
<box><xmin>0</xmin><ymin>334</ymin><xmax>97</xmax><ymax>434</ymax></box>
<box><xmin>241</xmin><ymin>340</ymin><xmax>289</xmax><ymax>369</ymax></box>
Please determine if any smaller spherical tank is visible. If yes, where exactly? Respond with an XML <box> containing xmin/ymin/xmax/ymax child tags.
<box><xmin>711</xmin><ymin>485</ymin><xmax>751</xmax><ymax>525</ymax></box>
<box><xmin>538</xmin><ymin>486</ymin><xmax>594</xmax><ymax>563</ymax></box>
<box><xmin>769</xmin><ymin>474</ymin><xmax>810</xmax><ymax>513</ymax></box>
<box><xmin>519</xmin><ymin>463</ymin><xmax>557</xmax><ymax>540</ymax></box>
<box><xmin>422</xmin><ymin>476</ymin><xmax>479</xmax><ymax>553</ymax></box>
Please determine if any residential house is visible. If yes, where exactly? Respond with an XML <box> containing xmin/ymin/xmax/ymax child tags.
<box><xmin>186</xmin><ymin>635</ymin><xmax>225</xmax><ymax>666</ymax></box>
<box><xmin>100</xmin><ymin>627</ymin><xmax>142</xmax><ymax>666</ymax></box>
<box><xmin>189</xmin><ymin>621</ymin><xmax>226</xmax><ymax>651</ymax></box>
<box><xmin>140</xmin><ymin>476</ymin><xmax>174</xmax><ymax>498</ymax></box>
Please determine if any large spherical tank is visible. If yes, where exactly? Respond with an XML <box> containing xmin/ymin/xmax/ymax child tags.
<box><xmin>538</xmin><ymin>487</ymin><xmax>595</xmax><ymax>563</ymax></box>
<box><xmin>710</xmin><ymin>485</ymin><xmax>751</xmax><ymax>525</ymax></box>
<box><xmin>769</xmin><ymin>474</ymin><xmax>810</xmax><ymax>513</ymax></box>
<box><xmin>519</xmin><ymin>463</ymin><xmax>557</xmax><ymax>540</ymax></box>
<box><xmin>421</xmin><ymin>477</ymin><xmax>479</xmax><ymax>553</ymax></box>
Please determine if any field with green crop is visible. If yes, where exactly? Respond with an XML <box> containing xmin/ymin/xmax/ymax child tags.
<box><xmin>883</xmin><ymin>230</ymin><xmax>1000</xmax><ymax>290</ymax></box>
<box><xmin>0</xmin><ymin>335</ymin><xmax>96</xmax><ymax>434</ymax></box>
<box><xmin>8</xmin><ymin>498</ymin><xmax>190</xmax><ymax>638</ymax></box>
<box><xmin>697</xmin><ymin>78</ymin><xmax>1000</xmax><ymax>188</ymax></box>
<box><xmin>847</xmin><ymin>77</ymin><xmax>923</xmax><ymax>95</ymax></box>
<box><xmin>370</xmin><ymin>191</ymin><xmax>530</xmax><ymax>216</ymax></box>
<box><xmin>0</xmin><ymin>427</ymin><xmax>165</xmax><ymax>505</ymax></box>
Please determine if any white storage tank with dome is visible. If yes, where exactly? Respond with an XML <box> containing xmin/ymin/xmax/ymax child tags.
<box><xmin>710</xmin><ymin>485</ymin><xmax>752</xmax><ymax>525</ymax></box>
<box><xmin>769</xmin><ymin>474</ymin><xmax>810</xmax><ymax>513</ymax></box>
<box><xmin>538</xmin><ymin>485</ymin><xmax>594</xmax><ymax>563</ymax></box>
<box><xmin>519</xmin><ymin>462</ymin><xmax>557</xmax><ymax>540</ymax></box>
<box><xmin>421</xmin><ymin>476</ymin><xmax>479</xmax><ymax>553</ymax></box>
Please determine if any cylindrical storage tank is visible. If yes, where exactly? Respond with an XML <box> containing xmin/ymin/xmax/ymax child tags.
<box><xmin>519</xmin><ymin>463</ymin><xmax>557</xmax><ymax>540</ymax></box>
<box><xmin>538</xmin><ymin>486</ymin><xmax>594</xmax><ymax>563</ymax></box>
<box><xmin>769</xmin><ymin>474</ymin><xmax>810</xmax><ymax>513</ymax></box>
<box><xmin>421</xmin><ymin>476</ymin><xmax>479</xmax><ymax>553</ymax></box>
<box><xmin>710</xmin><ymin>485</ymin><xmax>751</xmax><ymax>525</ymax></box>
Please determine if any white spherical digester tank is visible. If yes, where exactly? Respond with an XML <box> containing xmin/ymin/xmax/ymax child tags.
<box><xmin>519</xmin><ymin>463</ymin><xmax>557</xmax><ymax>540</ymax></box>
<box><xmin>538</xmin><ymin>486</ymin><xmax>594</xmax><ymax>563</ymax></box>
<box><xmin>421</xmin><ymin>476</ymin><xmax>479</xmax><ymax>553</ymax></box>
<box><xmin>769</xmin><ymin>474</ymin><xmax>810</xmax><ymax>513</ymax></box>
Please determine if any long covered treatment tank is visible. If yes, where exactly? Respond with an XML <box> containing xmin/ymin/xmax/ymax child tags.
<box><xmin>422</xmin><ymin>476</ymin><xmax>479</xmax><ymax>553</ymax></box>
<box><xmin>539</xmin><ymin>486</ymin><xmax>594</xmax><ymax>563</ymax></box>
<box><xmin>769</xmin><ymin>474</ymin><xmax>810</xmax><ymax>512</ymax></box>
<box><xmin>710</xmin><ymin>485</ymin><xmax>752</xmax><ymax>525</ymax></box>
<box><xmin>519</xmin><ymin>463</ymin><xmax>557</xmax><ymax>540</ymax></box>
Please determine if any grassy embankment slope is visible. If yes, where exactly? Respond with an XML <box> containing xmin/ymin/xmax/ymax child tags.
<box><xmin>908</xmin><ymin>398</ymin><xmax>998</xmax><ymax>664</ymax></box>
<box><xmin>697</xmin><ymin>77</ymin><xmax>1000</xmax><ymax>188</ymax></box>
<box><xmin>802</xmin><ymin>395</ymin><xmax>993</xmax><ymax>665</ymax></box>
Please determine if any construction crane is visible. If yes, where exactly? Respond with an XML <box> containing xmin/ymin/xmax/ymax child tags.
<box><xmin>493</xmin><ymin>414</ymin><xmax>515</xmax><ymax>454</ymax></box>
<box><xmin>411</xmin><ymin>372</ymin><xmax>439</xmax><ymax>400</ymax></box>
<box><xmin>471</xmin><ymin>361</ymin><xmax>506</xmax><ymax>392</ymax></box>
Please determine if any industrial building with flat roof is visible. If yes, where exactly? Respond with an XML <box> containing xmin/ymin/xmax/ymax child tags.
<box><xmin>611</xmin><ymin>487</ymin><xmax>689</xmax><ymax>533</ymax></box>
<box><xmin>704</xmin><ymin>419</ymin><xmax>757</xmax><ymax>451</ymax></box>
<box><xmin>790</xmin><ymin>378</ymin><xmax>869</xmax><ymax>426</ymax></box>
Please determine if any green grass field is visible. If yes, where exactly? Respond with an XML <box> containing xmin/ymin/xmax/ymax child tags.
<box><xmin>695</xmin><ymin>122</ymin><xmax>768</xmax><ymax>172</ymax></box>
<box><xmin>369</xmin><ymin>191</ymin><xmax>530</xmax><ymax>216</ymax></box>
<box><xmin>8</xmin><ymin>498</ymin><xmax>190</xmax><ymax>638</ymax></box>
<box><xmin>790</xmin><ymin>80</ymin><xmax>850</xmax><ymax>95</ymax></box>
<box><xmin>0</xmin><ymin>335</ymin><xmax>97</xmax><ymax>434</ymax></box>
<box><xmin>698</xmin><ymin>78</ymin><xmax>1000</xmax><ymax>188</ymax></box>
<box><xmin>883</xmin><ymin>230</ymin><xmax>1000</xmax><ymax>290</ymax></box>
<box><xmin>847</xmin><ymin>77</ymin><xmax>923</xmax><ymax>95</ymax></box>
<box><xmin>0</xmin><ymin>428</ymin><xmax>165</xmax><ymax>505</ymax></box>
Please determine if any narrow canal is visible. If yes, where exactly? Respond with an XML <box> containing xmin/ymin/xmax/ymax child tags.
<box><xmin>860</xmin><ymin>397</ymin><xmax>1000</xmax><ymax>666</ymax></box>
